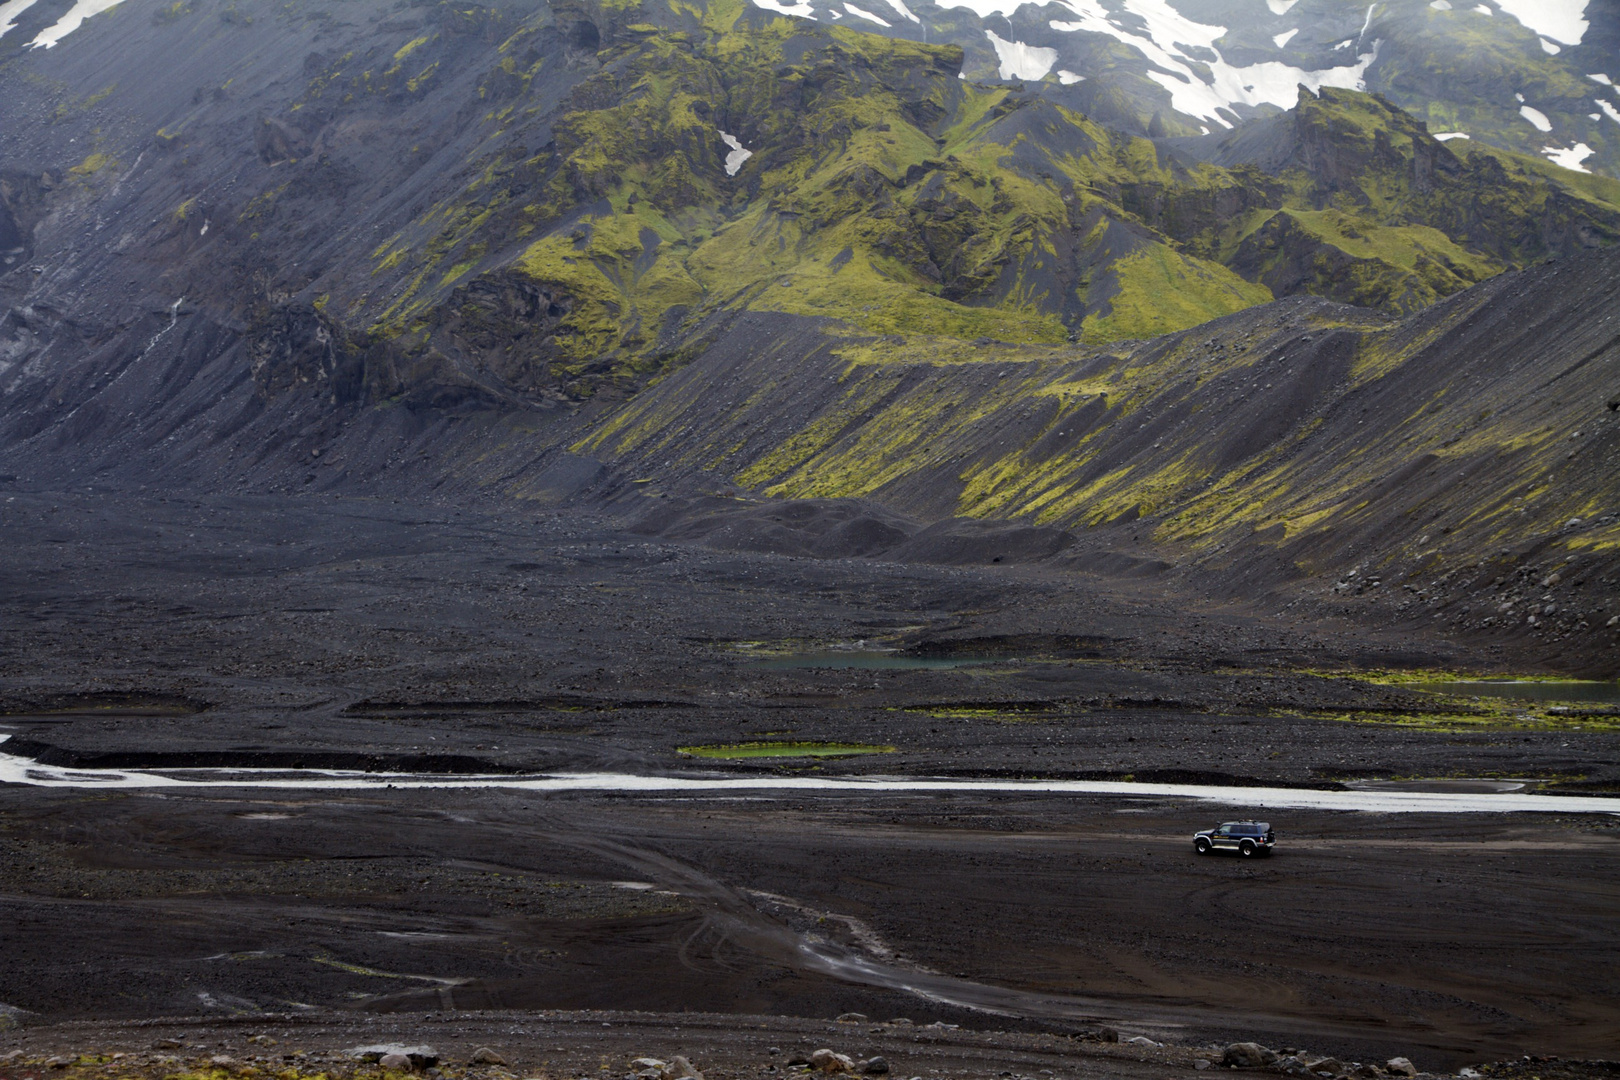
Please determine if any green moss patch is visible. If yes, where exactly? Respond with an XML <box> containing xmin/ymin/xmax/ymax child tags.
<box><xmin>677</xmin><ymin>741</ymin><xmax>895</xmax><ymax>758</ymax></box>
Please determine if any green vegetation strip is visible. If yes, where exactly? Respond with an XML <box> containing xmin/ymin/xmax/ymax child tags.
<box><xmin>678</xmin><ymin>741</ymin><xmax>894</xmax><ymax>759</ymax></box>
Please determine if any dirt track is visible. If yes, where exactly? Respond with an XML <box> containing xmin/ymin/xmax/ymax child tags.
<box><xmin>2</xmin><ymin>489</ymin><xmax>1619</xmax><ymax>1070</ymax></box>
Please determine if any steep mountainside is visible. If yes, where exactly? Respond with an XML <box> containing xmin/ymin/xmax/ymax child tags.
<box><xmin>0</xmin><ymin>0</ymin><xmax>1616</xmax><ymax>670</ymax></box>
<box><xmin>1</xmin><ymin>0</ymin><xmax>1616</xmax><ymax>413</ymax></box>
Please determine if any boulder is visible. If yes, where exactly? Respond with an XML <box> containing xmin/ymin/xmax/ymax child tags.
<box><xmin>1386</xmin><ymin>1060</ymin><xmax>1417</xmax><ymax>1078</ymax></box>
<box><xmin>1224</xmin><ymin>1043</ymin><xmax>1279</xmax><ymax>1068</ymax></box>
<box><xmin>1099</xmin><ymin>1027</ymin><xmax>1120</xmax><ymax>1043</ymax></box>
<box><xmin>835</xmin><ymin>1013</ymin><xmax>868</xmax><ymax>1023</ymax></box>
<box><xmin>470</xmin><ymin>1049</ymin><xmax>506</xmax><ymax>1067</ymax></box>
<box><xmin>810</xmin><ymin>1049</ymin><xmax>856</xmax><ymax>1074</ymax></box>
<box><xmin>668</xmin><ymin>1056</ymin><xmax>703</xmax><ymax>1080</ymax></box>
<box><xmin>1194</xmin><ymin>1061</ymin><xmax>1212</xmax><ymax>1071</ymax></box>
<box><xmin>1</xmin><ymin>1051</ymin><xmax>23</xmax><ymax>1065</ymax></box>
<box><xmin>351</xmin><ymin>1046</ymin><xmax>439</xmax><ymax>1070</ymax></box>
<box><xmin>379</xmin><ymin>1054</ymin><xmax>414</xmax><ymax>1072</ymax></box>
<box><xmin>862</xmin><ymin>1057</ymin><xmax>889</xmax><ymax>1075</ymax></box>
<box><xmin>1126</xmin><ymin>1036</ymin><xmax>1162</xmax><ymax>1047</ymax></box>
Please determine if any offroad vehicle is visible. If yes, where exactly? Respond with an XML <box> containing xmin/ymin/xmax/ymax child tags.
<box><xmin>1193</xmin><ymin>821</ymin><xmax>1275</xmax><ymax>856</ymax></box>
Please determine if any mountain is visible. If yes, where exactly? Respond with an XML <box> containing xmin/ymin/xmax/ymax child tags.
<box><xmin>3</xmin><ymin>0</ymin><xmax>1616</xmax><ymax>404</ymax></box>
<box><xmin>0</xmin><ymin>0</ymin><xmax>1616</xmax><ymax>670</ymax></box>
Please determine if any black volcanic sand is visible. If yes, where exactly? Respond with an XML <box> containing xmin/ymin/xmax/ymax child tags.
<box><xmin>2</xmin><ymin>488</ymin><xmax>1619</xmax><ymax>1068</ymax></box>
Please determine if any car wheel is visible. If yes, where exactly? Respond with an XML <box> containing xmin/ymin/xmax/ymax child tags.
<box><xmin>1195</xmin><ymin>837</ymin><xmax>1211</xmax><ymax>854</ymax></box>
<box><xmin>1239</xmin><ymin>839</ymin><xmax>1256</xmax><ymax>857</ymax></box>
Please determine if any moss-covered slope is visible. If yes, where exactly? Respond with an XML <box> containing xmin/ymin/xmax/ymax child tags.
<box><xmin>4</xmin><ymin>0</ymin><xmax>1614</xmax><ymax>412</ymax></box>
<box><xmin>346</xmin><ymin>7</ymin><xmax>1620</xmax><ymax>404</ymax></box>
<box><xmin>576</xmin><ymin>243</ymin><xmax>1620</xmax><ymax>670</ymax></box>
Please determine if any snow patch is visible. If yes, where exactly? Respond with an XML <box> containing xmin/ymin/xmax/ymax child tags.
<box><xmin>1333</xmin><ymin>38</ymin><xmax>1352</xmax><ymax>49</ymax></box>
<box><xmin>1596</xmin><ymin>98</ymin><xmax>1620</xmax><ymax>125</ymax></box>
<box><xmin>1272</xmin><ymin>28</ymin><xmax>1297</xmax><ymax>47</ymax></box>
<box><xmin>1265</xmin><ymin>0</ymin><xmax>1296</xmax><ymax>12</ymax></box>
<box><xmin>719</xmin><ymin>131</ymin><xmax>753</xmax><ymax>176</ymax></box>
<box><xmin>748</xmin><ymin>0</ymin><xmax>815</xmax><ymax>17</ymax></box>
<box><xmin>1542</xmin><ymin>142</ymin><xmax>1593</xmax><ymax>172</ymax></box>
<box><xmin>28</xmin><ymin>0</ymin><xmax>120</xmax><ymax>47</ymax></box>
<box><xmin>1433</xmin><ymin>131</ymin><xmax>1470</xmax><ymax>141</ymax></box>
<box><xmin>876</xmin><ymin>0</ymin><xmax>920</xmax><ymax>23</ymax></box>
<box><xmin>985</xmin><ymin>29</ymin><xmax>1057</xmax><ymax>81</ymax></box>
<box><xmin>1428</xmin><ymin>0</ymin><xmax>1450</xmax><ymax>8</ymax></box>
<box><xmin>1539</xmin><ymin>36</ymin><xmax>1559</xmax><ymax>53</ymax></box>
<box><xmin>1494</xmin><ymin>0</ymin><xmax>1587</xmax><ymax>45</ymax></box>
<box><xmin>1472</xmin><ymin>3</ymin><xmax>1489</xmax><ymax>14</ymax></box>
<box><xmin>0</xmin><ymin>0</ymin><xmax>41</xmax><ymax>37</ymax></box>
<box><xmin>845</xmin><ymin>3</ymin><xmax>890</xmax><ymax>26</ymax></box>
<box><xmin>1039</xmin><ymin>0</ymin><xmax>1381</xmax><ymax>129</ymax></box>
<box><xmin>1590</xmin><ymin>74</ymin><xmax>1613</xmax><ymax>86</ymax></box>
<box><xmin>1519</xmin><ymin>104</ymin><xmax>1552</xmax><ymax>132</ymax></box>
<box><xmin>1056</xmin><ymin>69</ymin><xmax>1083</xmax><ymax>84</ymax></box>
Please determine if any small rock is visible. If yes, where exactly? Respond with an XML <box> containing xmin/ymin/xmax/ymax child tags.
<box><xmin>668</xmin><ymin>1056</ymin><xmax>703</xmax><ymax>1080</ymax></box>
<box><xmin>1607</xmin><ymin>616</ymin><xmax>1618</xmax><ymax>628</ymax></box>
<box><xmin>862</xmin><ymin>1058</ymin><xmax>889</xmax><ymax>1075</ymax></box>
<box><xmin>1098</xmin><ymin>1027</ymin><xmax>1120</xmax><ymax>1043</ymax></box>
<box><xmin>1195</xmin><ymin>1061</ymin><xmax>1212</xmax><ymax>1071</ymax></box>
<box><xmin>248</xmin><ymin>1037</ymin><xmax>277</xmax><ymax>1048</ymax></box>
<box><xmin>47</xmin><ymin>1056</ymin><xmax>72</xmax><ymax>1069</ymax></box>
<box><xmin>212</xmin><ymin>1056</ymin><xmax>238</xmax><ymax>1068</ymax></box>
<box><xmin>631</xmin><ymin>1061</ymin><xmax>668</xmax><ymax>1073</ymax></box>
<box><xmin>810</xmin><ymin>1050</ymin><xmax>856</xmax><ymax>1074</ymax></box>
<box><xmin>1125</xmin><ymin>1036</ymin><xmax>1162</xmax><ymax>1047</ymax></box>
<box><xmin>1385</xmin><ymin>1061</ymin><xmax>1417</xmax><ymax>1079</ymax></box>
<box><xmin>379</xmin><ymin>1054</ymin><xmax>414</xmax><ymax>1072</ymax></box>
<box><xmin>2</xmin><ymin>1050</ymin><xmax>23</xmax><ymax>1064</ymax></box>
<box><xmin>1223</xmin><ymin>1044</ymin><xmax>1278</xmax><ymax>1069</ymax></box>
<box><xmin>835</xmin><ymin>1013</ymin><xmax>867</xmax><ymax>1023</ymax></box>
<box><xmin>154</xmin><ymin>1040</ymin><xmax>183</xmax><ymax>1051</ymax></box>
<box><xmin>886</xmin><ymin>1019</ymin><xmax>912</xmax><ymax>1027</ymax></box>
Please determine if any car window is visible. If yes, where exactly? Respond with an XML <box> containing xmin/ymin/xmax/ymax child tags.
<box><xmin>1216</xmin><ymin>825</ymin><xmax>1231</xmax><ymax>835</ymax></box>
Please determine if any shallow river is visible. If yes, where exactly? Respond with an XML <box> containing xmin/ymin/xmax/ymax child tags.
<box><xmin>2</xmin><ymin>736</ymin><xmax>1616</xmax><ymax>814</ymax></box>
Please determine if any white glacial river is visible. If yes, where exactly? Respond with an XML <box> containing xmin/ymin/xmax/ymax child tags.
<box><xmin>2</xmin><ymin>737</ymin><xmax>1616</xmax><ymax>814</ymax></box>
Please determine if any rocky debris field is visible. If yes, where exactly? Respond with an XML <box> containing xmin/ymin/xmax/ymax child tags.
<box><xmin>2</xmin><ymin>1013</ymin><xmax>1607</xmax><ymax>1080</ymax></box>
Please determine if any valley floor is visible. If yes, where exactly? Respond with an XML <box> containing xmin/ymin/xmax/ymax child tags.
<box><xmin>0</xmin><ymin>487</ymin><xmax>1617</xmax><ymax>1070</ymax></box>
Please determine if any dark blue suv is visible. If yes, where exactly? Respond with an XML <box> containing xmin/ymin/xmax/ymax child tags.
<box><xmin>1194</xmin><ymin>820</ymin><xmax>1275</xmax><ymax>857</ymax></box>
